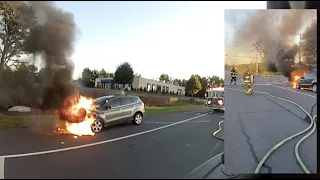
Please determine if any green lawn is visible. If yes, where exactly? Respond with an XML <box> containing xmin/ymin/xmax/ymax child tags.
<box><xmin>0</xmin><ymin>99</ymin><xmax>205</xmax><ymax>128</ymax></box>
<box><xmin>145</xmin><ymin>99</ymin><xmax>205</xmax><ymax>115</ymax></box>
<box><xmin>0</xmin><ymin>114</ymin><xmax>57</xmax><ymax>129</ymax></box>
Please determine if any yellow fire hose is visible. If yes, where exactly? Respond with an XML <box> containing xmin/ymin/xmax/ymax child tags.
<box><xmin>212</xmin><ymin>120</ymin><xmax>224</xmax><ymax>141</ymax></box>
<box><xmin>225</xmin><ymin>87</ymin><xmax>317</xmax><ymax>174</ymax></box>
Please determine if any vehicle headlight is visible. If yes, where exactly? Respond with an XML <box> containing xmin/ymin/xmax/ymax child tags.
<box><xmin>207</xmin><ymin>100</ymin><xmax>211</xmax><ymax>105</ymax></box>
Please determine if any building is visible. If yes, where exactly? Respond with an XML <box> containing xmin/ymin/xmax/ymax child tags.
<box><xmin>95</xmin><ymin>75</ymin><xmax>186</xmax><ymax>96</ymax></box>
<box><xmin>95</xmin><ymin>78</ymin><xmax>118</xmax><ymax>89</ymax></box>
<box><xmin>132</xmin><ymin>75</ymin><xmax>185</xmax><ymax>95</ymax></box>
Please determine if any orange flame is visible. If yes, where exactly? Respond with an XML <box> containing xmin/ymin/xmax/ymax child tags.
<box><xmin>63</xmin><ymin>96</ymin><xmax>96</xmax><ymax>137</ymax></box>
<box><xmin>290</xmin><ymin>70</ymin><xmax>308</xmax><ymax>88</ymax></box>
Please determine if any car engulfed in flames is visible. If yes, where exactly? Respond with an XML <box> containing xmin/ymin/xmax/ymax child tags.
<box><xmin>289</xmin><ymin>69</ymin><xmax>308</xmax><ymax>88</ymax></box>
<box><xmin>58</xmin><ymin>95</ymin><xmax>97</xmax><ymax>137</ymax></box>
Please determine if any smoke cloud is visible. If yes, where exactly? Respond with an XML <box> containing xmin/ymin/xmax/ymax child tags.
<box><xmin>24</xmin><ymin>1</ymin><xmax>77</xmax><ymax>111</ymax></box>
<box><xmin>229</xmin><ymin>9</ymin><xmax>316</xmax><ymax>76</ymax></box>
<box><xmin>0</xmin><ymin>1</ymin><xmax>79</xmax><ymax>122</ymax></box>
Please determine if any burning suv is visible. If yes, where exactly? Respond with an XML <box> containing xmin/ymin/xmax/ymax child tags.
<box><xmin>205</xmin><ymin>87</ymin><xmax>225</xmax><ymax>112</ymax></box>
<box><xmin>89</xmin><ymin>95</ymin><xmax>145</xmax><ymax>133</ymax></box>
<box><xmin>296</xmin><ymin>70</ymin><xmax>317</xmax><ymax>93</ymax></box>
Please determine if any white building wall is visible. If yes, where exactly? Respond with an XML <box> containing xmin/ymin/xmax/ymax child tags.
<box><xmin>133</xmin><ymin>76</ymin><xmax>185</xmax><ymax>95</ymax></box>
<box><xmin>95</xmin><ymin>76</ymin><xmax>185</xmax><ymax>95</ymax></box>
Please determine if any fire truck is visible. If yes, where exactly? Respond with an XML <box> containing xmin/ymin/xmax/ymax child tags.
<box><xmin>204</xmin><ymin>85</ymin><xmax>225</xmax><ymax>112</ymax></box>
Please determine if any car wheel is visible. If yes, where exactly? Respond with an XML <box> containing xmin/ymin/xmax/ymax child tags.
<box><xmin>213</xmin><ymin>109</ymin><xmax>219</xmax><ymax>112</ymax></box>
<box><xmin>133</xmin><ymin>112</ymin><xmax>143</xmax><ymax>125</ymax></box>
<box><xmin>312</xmin><ymin>83</ymin><xmax>317</xmax><ymax>93</ymax></box>
<box><xmin>91</xmin><ymin>119</ymin><xmax>104</xmax><ymax>133</ymax></box>
<box><xmin>296</xmin><ymin>83</ymin><xmax>300</xmax><ymax>89</ymax></box>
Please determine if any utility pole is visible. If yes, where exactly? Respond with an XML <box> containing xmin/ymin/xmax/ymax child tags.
<box><xmin>298</xmin><ymin>33</ymin><xmax>301</xmax><ymax>65</ymax></box>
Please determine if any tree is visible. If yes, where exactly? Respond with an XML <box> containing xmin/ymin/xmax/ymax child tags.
<box><xmin>301</xmin><ymin>19</ymin><xmax>316</xmax><ymax>70</ymax></box>
<box><xmin>172</xmin><ymin>78</ymin><xmax>180</xmax><ymax>85</ymax></box>
<box><xmin>0</xmin><ymin>2</ymin><xmax>37</xmax><ymax>81</ymax></box>
<box><xmin>186</xmin><ymin>75</ymin><xmax>202</xmax><ymax>97</ymax></box>
<box><xmin>114</xmin><ymin>62</ymin><xmax>134</xmax><ymax>86</ymax></box>
<box><xmin>109</xmin><ymin>72</ymin><xmax>114</xmax><ymax>78</ymax></box>
<box><xmin>91</xmin><ymin>69</ymin><xmax>100</xmax><ymax>82</ymax></box>
<box><xmin>180</xmin><ymin>79</ymin><xmax>187</xmax><ymax>87</ymax></box>
<box><xmin>195</xmin><ymin>76</ymin><xmax>209</xmax><ymax>98</ymax></box>
<box><xmin>252</xmin><ymin>36</ymin><xmax>267</xmax><ymax>62</ymax></box>
<box><xmin>81</xmin><ymin>67</ymin><xmax>93</xmax><ymax>87</ymax></box>
<box><xmin>99</xmin><ymin>68</ymin><xmax>107</xmax><ymax>78</ymax></box>
<box><xmin>159</xmin><ymin>74</ymin><xmax>170</xmax><ymax>83</ymax></box>
<box><xmin>208</xmin><ymin>75</ymin><xmax>224</xmax><ymax>85</ymax></box>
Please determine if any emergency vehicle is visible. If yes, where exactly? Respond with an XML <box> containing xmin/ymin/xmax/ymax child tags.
<box><xmin>204</xmin><ymin>86</ymin><xmax>225</xmax><ymax>112</ymax></box>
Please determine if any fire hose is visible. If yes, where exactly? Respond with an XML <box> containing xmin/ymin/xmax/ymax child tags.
<box><xmin>225</xmin><ymin>87</ymin><xmax>317</xmax><ymax>174</ymax></box>
<box><xmin>212</xmin><ymin>120</ymin><xmax>224</xmax><ymax>141</ymax></box>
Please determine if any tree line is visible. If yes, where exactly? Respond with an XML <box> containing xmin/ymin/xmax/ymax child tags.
<box><xmin>77</xmin><ymin>62</ymin><xmax>224</xmax><ymax>98</ymax></box>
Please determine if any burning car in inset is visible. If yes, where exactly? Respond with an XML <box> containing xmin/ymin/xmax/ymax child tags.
<box><xmin>295</xmin><ymin>70</ymin><xmax>317</xmax><ymax>93</ymax></box>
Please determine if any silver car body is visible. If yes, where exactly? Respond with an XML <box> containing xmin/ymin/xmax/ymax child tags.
<box><xmin>93</xmin><ymin>95</ymin><xmax>145</xmax><ymax>126</ymax></box>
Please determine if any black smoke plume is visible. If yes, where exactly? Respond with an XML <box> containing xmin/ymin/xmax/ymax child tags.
<box><xmin>23</xmin><ymin>1</ymin><xmax>77</xmax><ymax>111</ymax></box>
<box><xmin>0</xmin><ymin>1</ymin><xmax>81</xmax><ymax>122</ymax></box>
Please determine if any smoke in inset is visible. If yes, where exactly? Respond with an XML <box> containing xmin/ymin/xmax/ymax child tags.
<box><xmin>228</xmin><ymin>9</ymin><xmax>316</xmax><ymax>77</ymax></box>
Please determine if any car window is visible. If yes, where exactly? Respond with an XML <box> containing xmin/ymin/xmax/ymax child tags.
<box><xmin>120</xmin><ymin>97</ymin><xmax>132</xmax><ymax>106</ymax></box>
<box><xmin>94</xmin><ymin>96</ymin><xmax>112</xmax><ymax>106</ymax></box>
<box><xmin>311</xmin><ymin>72</ymin><xmax>317</xmax><ymax>79</ymax></box>
<box><xmin>107</xmin><ymin>98</ymin><xmax>120</xmax><ymax>108</ymax></box>
<box><xmin>304</xmin><ymin>73</ymin><xmax>310</xmax><ymax>79</ymax></box>
<box><xmin>129</xmin><ymin>97</ymin><xmax>139</xmax><ymax>103</ymax></box>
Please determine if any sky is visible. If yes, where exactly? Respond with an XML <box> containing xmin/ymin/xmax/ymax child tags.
<box><xmin>55</xmin><ymin>1</ymin><xmax>267</xmax><ymax>80</ymax></box>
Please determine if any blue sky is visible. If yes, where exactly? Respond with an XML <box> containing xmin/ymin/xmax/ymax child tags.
<box><xmin>55</xmin><ymin>1</ymin><xmax>266</xmax><ymax>80</ymax></box>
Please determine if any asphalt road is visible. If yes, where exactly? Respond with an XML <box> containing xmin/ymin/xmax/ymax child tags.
<box><xmin>1</xmin><ymin>108</ymin><xmax>224</xmax><ymax>179</ymax></box>
<box><xmin>224</xmin><ymin>75</ymin><xmax>317</xmax><ymax>174</ymax></box>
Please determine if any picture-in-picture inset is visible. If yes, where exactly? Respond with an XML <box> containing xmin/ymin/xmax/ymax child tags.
<box><xmin>224</xmin><ymin>9</ymin><xmax>317</xmax><ymax>174</ymax></box>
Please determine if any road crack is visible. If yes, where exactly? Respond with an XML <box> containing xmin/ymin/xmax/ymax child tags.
<box><xmin>238</xmin><ymin>114</ymin><xmax>273</xmax><ymax>173</ymax></box>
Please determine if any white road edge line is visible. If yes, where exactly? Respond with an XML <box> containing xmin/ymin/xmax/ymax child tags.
<box><xmin>271</xmin><ymin>84</ymin><xmax>317</xmax><ymax>98</ymax></box>
<box><xmin>0</xmin><ymin>157</ymin><xmax>4</xmax><ymax>179</ymax></box>
<box><xmin>184</xmin><ymin>151</ymin><xmax>223</xmax><ymax>179</ymax></box>
<box><xmin>0</xmin><ymin>113</ymin><xmax>208</xmax><ymax>159</ymax></box>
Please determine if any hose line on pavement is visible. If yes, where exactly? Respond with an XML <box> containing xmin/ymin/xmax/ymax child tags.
<box><xmin>294</xmin><ymin>115</ymin><xmax>317</xmax><ymax>173</ymax></box>
<box><xmin>253</xmin><ymin>89</ymin><xmax>316</xmax><ymax>174</ymax></box>
<box><xmin>212</xmin><ymin>120</ymin><xmax>224</xmax><ymax>141</ymax></box>
<box><xmin>226</xmin><ymin>87</ymin><xmax>317</xmax><ymax>174</ymax></box>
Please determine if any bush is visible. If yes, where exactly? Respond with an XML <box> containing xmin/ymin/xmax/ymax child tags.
<box><xmin>143</xmin><ymin>87</ymin><xmax>147</xmax><ymax>92</ymax></box>
<box><xmin>267</xmin><ymin>62</ymin><xmax>278</xmax><ymax>72</ymax></box>
<box><xmin>139</xmin><ymin>87</ymin><xmax>143</xmax><ymax>92</ymax></box>
<box><xmin>162</xmin><ymin>89</ymin><xmax>165</xmax><ymax>94</ymax></box>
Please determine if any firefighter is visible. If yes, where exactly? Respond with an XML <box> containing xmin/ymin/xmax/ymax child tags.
<box><xmin>230</xmin><ymin>66</ymin><xmax>237</xmax><ymax>84</ymax></box>
<box><xmin>243</xmin><ymin>67</ymin><xmax>254</xmax><ymax>95</ymax></box>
